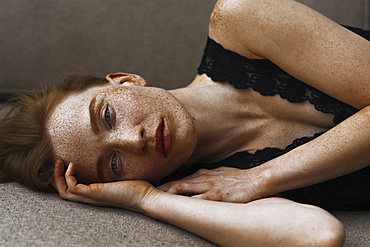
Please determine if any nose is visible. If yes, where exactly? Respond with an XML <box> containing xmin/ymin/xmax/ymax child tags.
<box><xmin>110</xmin><ymin>126</ymin><xmax>146</xmax><ymax>155</ymax></box>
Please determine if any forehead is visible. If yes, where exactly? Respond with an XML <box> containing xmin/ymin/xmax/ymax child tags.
<box><xmin>49</xmin><ymin>85</ymin><xmax>104</xmax><ymax>134</ymax></box>
<box><xmin>47</xmin><ymin>85</ymin><xmax>106</xmax><ymax>165</ymax></box>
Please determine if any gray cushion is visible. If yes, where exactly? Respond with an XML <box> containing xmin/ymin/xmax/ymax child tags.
<box><xmin>1</xmin><ymin>0</ymin><xmax>368</xmax><ymax>96</ymax></box>
<box><xmin>0</xmin><ymin>0</ymin><xmax>216</xmax><ymax>95</ymax></box>
<box><xmin>1</xmin><ymin>182</ymin><xmax>370</xmax><ymax>246</ymax></box>
<box><xmin>0</xmin><ymin>183</ymin><xmax>215</xmax><ymax>247</ymax></box>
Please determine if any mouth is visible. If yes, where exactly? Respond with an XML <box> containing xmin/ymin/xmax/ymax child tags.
<box><xmin>155</xmin><ymin>118</ymin><xmax>172</xmax><ymax>158</ymax></box>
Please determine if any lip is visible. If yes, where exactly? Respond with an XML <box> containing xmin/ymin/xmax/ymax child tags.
<box><xmin>162</xmin><ymin>119</ymin><xmax>172</xmax><ymax>156</ymax></box>
<box><xmin>155</xmin><ymin>118</ymin><xmax>172</xmax><ymax>158</ymax></box>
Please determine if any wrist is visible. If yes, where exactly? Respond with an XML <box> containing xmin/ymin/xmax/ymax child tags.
<box><xmin>139</xmin><ymin>188</ymin><xmax>165</xmax><ymax>216</ymax></box>
<box><xmin>256</xmin><ymin>158</ymin><xmax>305</xmax><ymax>196</ymax></box>
<box><xmin>259</xmin><ymin>167</ymin><xmax>276</xmax><ymax>196</ymax></box>
<box><xmin>251</xmin><ymin>164</ymin><xmax>280</xmax><ymax>199</ymax></box>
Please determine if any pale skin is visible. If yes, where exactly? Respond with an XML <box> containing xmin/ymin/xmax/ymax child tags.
<box><xmin>49</xmin><ymin>0</ymin><xmax>370</xmax><ymax>245</ymax></box>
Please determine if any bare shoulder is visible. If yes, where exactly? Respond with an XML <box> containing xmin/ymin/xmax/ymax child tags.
<box><xmin>209</xmin><ymin>0</ymin><xmax>329</xmax><ymax>58</ymax></box>
<box><xmin>209</xmin><ymin>0</ymin><xmax>370</xmax><ymax>109</ymax></box>
<box><xmin>209</xmin><ymin>0</ymin><xmax>266</xmax><ymax>59</ymax></box>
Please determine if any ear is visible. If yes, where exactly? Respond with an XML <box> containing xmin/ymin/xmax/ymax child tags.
<box><xmin>105</xmin><ymin>73</ymin><xmax>148</xmax><ymax>87</ymax></box>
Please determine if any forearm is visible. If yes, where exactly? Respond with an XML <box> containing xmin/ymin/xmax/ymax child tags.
<box><xmin>53</xmin><ymin>160</ymin><xmax>344</xmax><ymax>246</ymax></box>
<box><xmin>141</xmin><ymin>192</ymin><xmax>344</xmax><ymax>247</ymax></box>
<box><xmin>260</xmin><ymin>106</ymin><xmax>370</xmax><ymax>196</ymax></box>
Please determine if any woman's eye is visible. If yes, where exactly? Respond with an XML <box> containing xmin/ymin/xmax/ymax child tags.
<box><xmin>104</xmin><ymin>105</ymin><xmax>112</xmax><ymax>128</ymax></box>
<box><xmin>111</xmin><ymin>153</ymin><xmax>118</xmax><ymax>175</ymax></box>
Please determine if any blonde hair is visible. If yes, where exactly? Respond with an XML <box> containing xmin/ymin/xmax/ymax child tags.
<box><xmin>0</xmin><ymin>75</ymin><xmax>108</xmax><ymax>191</ymax></box>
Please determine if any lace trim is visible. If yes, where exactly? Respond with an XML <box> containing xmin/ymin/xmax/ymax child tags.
<box><xmin>200</xmin><ymin>132</ymin><xmax>325</xmax><ymax>170</ymax></box>
<box><xmin>197</xmin><ymin>37</ymin><xmax>358</xmax><ymax>125</ymax></box>
<box><xmin>156</xmin><ymin>132</ymin><xmax>324</xmax><ymax>185</ymax></box>
<box><xmin>195</xmin><ymin>36</ymin><xmax>359</xmax><ymax>169</ymax></box>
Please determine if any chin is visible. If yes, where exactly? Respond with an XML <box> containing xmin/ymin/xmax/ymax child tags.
<box><xmin>148</xmin><ymin>141</ymin><xmax>197</xmax><ymax>182</ymax></box>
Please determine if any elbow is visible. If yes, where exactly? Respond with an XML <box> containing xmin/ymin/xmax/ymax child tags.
<box><xmin>313</xmin><ymin>218</ymin><xmax>345</xmax><ymax>247</ymax></box>
<box><xmin>209</xmin><ymin>0</ymin><xmax>257</xmax><ymax>40</ymax></box>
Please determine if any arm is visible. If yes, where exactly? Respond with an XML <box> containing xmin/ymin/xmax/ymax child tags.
<box><xmin>213</xmin><ymin>0</ymin><xmax>370</xmax><ymax>193</ymax></box>
<box><xmin>53</xmin><ymin>160</ymin><xmax>344</xmax><ymax>247</ymax></box>
<box><xmin>159</xmin><ymin>0</ymin><xmax>370</xmax><ymax>202</ymax></box>
<box><xmin>211</xmin><ymin>0</ymin><xmax>370</xmax><ymax>109</ymax></box>
<box><xmin>257</xmin><ymin>108</ymin><xmax>370</xmax><ymax>197</ymax></box>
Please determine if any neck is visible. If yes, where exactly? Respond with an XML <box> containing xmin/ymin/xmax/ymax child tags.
<box><xmin>169</xmin><ymin>75</ymin><xmax>264</xmax><ymax>164</ymax></box>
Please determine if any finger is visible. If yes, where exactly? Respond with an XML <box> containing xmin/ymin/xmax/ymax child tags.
<box><xmin>191</xmin><ymin>192</ymin><xmax>219</xmax><ymax>201</ymax></box>
<box><xmin>157</xmin><ymin>181</ymin><xmax>190</xmax><ymax>192</ymax></box>
<box><xmin>64</xmin><ymin>162</ymin><xmax>92</xmax><ymax>196</ymax></box>
<box><xmin>160</xmin><ymin>181</ymin><xmax>215</xmax><ymax>195</ymax></box>
<box><xmin>182</xmin><ymin>168</ymin><xmax>212</xmax><ymax>179</ymax></box>
<box><xmin>157</xmin><ymin>173</ymin><xmax>222</xmax><ymax>192</ymax></box>
<box><xmin>183</xmin><ymin>167</ymin><xmax>231</xmax><ymax>179</ymax></box>
<box><xmin>192</xmin><ymin>189</ymin><xmax>253</xmax><ymax>203</ymax></box>
<box><xmin>65</xmin><ymin>162</ymin><xmax>79</xmax><ymax>189</ymax></box>
<box><xmin>163</xmin><ymin>173</ymin><xmax>219</xmax><ymax>189</ymax></box>
<box><xmin>53</xmin><ymin>159</ymin><xmax>67</xmax><ymax>193</ymax></box>
<box><xmin>53</xmin><ymin>160</ymin><xmax>88</xmax><ymax>202</ymax></box>
<box><xmin>179</xmin><ymin>170</ymin><xmax>227</xmax><ymax>182</ymax></box>
<box><xmin>64</xmin><ymin>163</ymin><xmax>109</xmax><ymax>202</ymax></box>
<box><xmin>191</xmin><ymin>194</ymin><xmax>206</xmax><ymax>199</ymax></box>
<box><xmin>61</xmin><ymin>163</ymin><xmax>99</xmax><ymax>204</ymax></box>
<box><xmin>191</xmin><ymin>190</ymin><xmax>224</xmax><ymax>201</ymax></box>
<box><xmin>156</xmin><ymin>183</ymin><xmax>170</xmax><ymax>191</ymax></box>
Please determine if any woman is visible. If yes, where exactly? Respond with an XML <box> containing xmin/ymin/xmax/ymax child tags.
<box><xmin>3</xmin><ymin>0</ymin><xmax>370</xmax><ymax>245</ymax></box>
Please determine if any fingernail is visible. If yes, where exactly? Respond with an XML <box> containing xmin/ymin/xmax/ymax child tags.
<box><xmin>68</xmin><ymin>162</ymin><xmax>72</xmax><ymax>168</ymax></box>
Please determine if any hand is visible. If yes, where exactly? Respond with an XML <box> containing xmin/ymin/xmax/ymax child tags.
<box><xmin>157</xmin><ymin>166</ymin><xmax>266</xmax><ymax>203</ymax></box>
<box><xmin>52</xmin><ymin>159</ymin><xmax>158</xmax><ymax>212</ymax></box>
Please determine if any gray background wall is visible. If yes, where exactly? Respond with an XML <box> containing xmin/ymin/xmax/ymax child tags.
<box><xmin>299</xmin><ymin>0</ymin><xmax>370</xmax><ymax>29</ymax></box>
<box><xmin>0</xmin><ymin>0</ymin><xmax>369</xmax><ymax>98</ymax></box>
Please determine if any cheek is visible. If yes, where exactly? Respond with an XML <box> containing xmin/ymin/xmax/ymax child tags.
<box><xmin>123</xmin><ymin>156</ymin><xmax>178</xmax><ymax>181</ymax></box>
<box><xmin>55</xmin><ymin>131</ymin><xmax>96</xmax><ymax>163</ymax></box>
<box><xmin>74</xmin><ymin>162</ymin><xmax>100</xmax><ymax>183</ymax></box>
<box><xmin>52</xmin><ymin>127</ymin><xmax>100</xmax><ymax>181</ymax></box>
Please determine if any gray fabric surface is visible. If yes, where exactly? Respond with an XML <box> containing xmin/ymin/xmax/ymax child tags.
<box><xmin>333</xmin><ymin>211</ymin><xmax>370</xmax><ymax>247</ymax></box>
<box><xmin>0</xmin><ymin>0</ymin><xmax>369</xmax><ymax>95</ymax></box>
<box><xmin>0</xmin><ymin>0</ymin><xmax>217</xmax><ymax>94</ymax></box>
<box><xmin>1</xmin><ymin>182</ymin><xmax>370</xmax><ymax>246</ymax></box>
<box><xmin>298</xmin><ymin>0</ymin><xmax>370</xmax><ymax>29</ymax></box>
<box><xmin>0</xmin><ymin>183</ymin><xmax>216</xmax><ymax>247</ymax></box>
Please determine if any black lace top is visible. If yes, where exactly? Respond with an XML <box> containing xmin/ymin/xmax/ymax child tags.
<box><xmin>161</xmin><ymin>26</ymin><xmax>370</xmax><ymax>210</ymax></box>
<box><xmin>197</xmin><ymin>38</ymin><xmax>358</xmax><ymax>125</ymax></box>
<box><xmin>196</xmin><ymin>26</ymin><xmax>365</xmax><ymax>170</ymax></box>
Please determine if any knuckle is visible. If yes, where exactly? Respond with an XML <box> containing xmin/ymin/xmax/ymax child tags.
<box><xmin>175</xmin><ymin>182</ymin><xmax>189</xmax><ymax>190</ymax></box>
<box><xmin>197</xmin><ymin>174</ymin><xmax>212</xmax><ymax>180</ymax></box>
<box><xmin>68</xmin><ymin>185</ymin><xmax>78</xmax><ymax>194</ymax></box>
<box><xmin>168</xmin><ymin>182</ymin><xmax>186</xmax><ymax>193</ymax></box>
<box><xmin>196</xmin><ymin>168</ymin><xmax>209</xmax><ymax>174</ymax></box>
<box><xmin>219</xmin><ymin>166</ymin><xmax>232</xmax><ymax>171</ymax></box>
<box><xmin>59</xmin><ymin>192</ymin><xmax>70</xmax><ymax>200</ymax></box>
<box><xmin>210</xmin><ymin>188</ymin><xmax>234</xmax><ymax>201</ymax></box>
<box><xmin>207</xmin><ymin>189</ymin><xmax>224</xmax><ymax>200</ymax></box>
<box><xmin>159</xmin><ymin>182</ymin><xmax>173</xmax><ymax>191</ymax></box>
<box><xmin>201</xmin><ymin>180</ymin><xmax>216</xmax><ymax>188</ymax></box>
<box><xmin>165</xmin><ymin>181</ymin><xmax>176</xmax><ymax>187</ymax></box>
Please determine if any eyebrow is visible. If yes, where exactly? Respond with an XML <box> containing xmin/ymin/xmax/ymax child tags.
<box><xmin>89</xmin><ymin>96</ymin><xmax>106</xmax><ymax>182</ymax></box>
<box><xmin>89</xmin><ymin>96</ymin><xmax>100</xmax><ymax>135</ymax></box>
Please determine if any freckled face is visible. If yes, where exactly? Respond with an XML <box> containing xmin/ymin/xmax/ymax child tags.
<box><xmin>47</xmin><ymin>80</ymin><xmax>197</xmax><ymax>184</ymax></box>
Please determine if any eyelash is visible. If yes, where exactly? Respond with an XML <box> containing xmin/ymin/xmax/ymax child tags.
<box><xmin>111</xmin><ymin>153</ymin><xmax>118</xmax><ymax>175</ymax></box>
<box><xmin>104</xmin><ymin>104</ymin><xmax>113</xmax><ymax>129</ymax></box>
